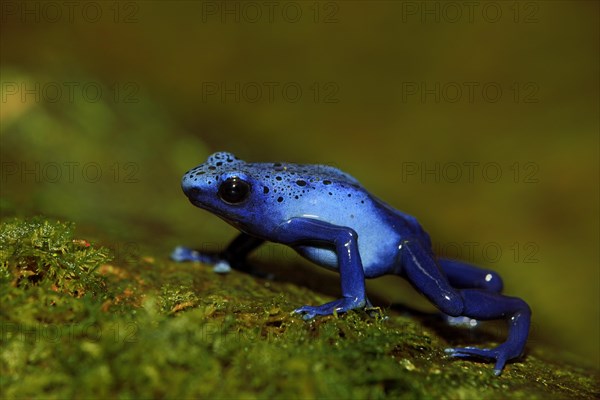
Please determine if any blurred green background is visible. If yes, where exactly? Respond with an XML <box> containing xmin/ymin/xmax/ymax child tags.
<box><xmin>1</xmin><ymin>1</ymin><xmax>598</xmax><ymax>367</ymax></box>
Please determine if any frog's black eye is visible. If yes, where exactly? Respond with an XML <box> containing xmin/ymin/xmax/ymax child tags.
<box><xmin>218</xmin><ymin>177</ymin><xmax>251</xmax><ymax>204</ymax></box>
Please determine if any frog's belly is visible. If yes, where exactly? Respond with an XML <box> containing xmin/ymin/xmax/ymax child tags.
<box><xmin>293</xmin><ymin>246</ymin><xmax>339</xmax><ymax>271</ymax></box>
<box><xmin>279</xmin><ymin>196</ymin><xmax>404</xmax><ymax>277</ymax></box>
<box><xmin>292</xmin><ymin>238</ymin><xmax>399</xmax><ymax>278</ymax></box>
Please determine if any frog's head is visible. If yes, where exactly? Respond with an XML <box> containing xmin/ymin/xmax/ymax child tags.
<box><xmin>181</xmin><ymin>152</ymin><xmax>260</xmax><ymax>228</ymax></box>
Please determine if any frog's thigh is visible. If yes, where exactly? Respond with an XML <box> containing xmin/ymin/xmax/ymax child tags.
<box><xmin>438</xmin><ymin>258</ymin><xmax>503</xmax><ymax>293</ymax></box>
<box><xmin>400</xmin><ymin>240</ymin><xmax>464</xmax><ymax>316</ymax></box>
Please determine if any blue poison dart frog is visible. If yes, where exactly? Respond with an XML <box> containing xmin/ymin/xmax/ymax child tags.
<box><xmin>172</xmin><ymin>152</ymin><xmax>531</xmax><ymax>375</ymax></box>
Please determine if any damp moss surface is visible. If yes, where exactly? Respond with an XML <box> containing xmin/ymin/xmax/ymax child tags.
<box><xmin>1</xmin><ymin>217</ymin><xmax>598</xmax><ymax>399</ymax></box>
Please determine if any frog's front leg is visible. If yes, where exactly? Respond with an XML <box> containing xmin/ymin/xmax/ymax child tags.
<box><xmin>171</xmin><ymin>233</ymin><xmax>264</xmax><ymax>274</ymax></box>
<box><xmin>275</xmin><ymin>218</ymin><xmax>367</xmax><ymax>320</ymax></box>
<box><xmin>401</xmin><ymin>239</ymin><xmax>531</xmax><ymax>375</ymax></box>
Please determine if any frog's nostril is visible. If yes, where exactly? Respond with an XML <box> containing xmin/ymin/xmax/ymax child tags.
<box><xmin>186</xmin><ymin>187</ymin><xmax>201</xmax><ymax>198</ymax></box>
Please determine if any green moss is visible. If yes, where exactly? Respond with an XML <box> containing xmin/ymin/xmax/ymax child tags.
<box><xmin>0</xmin><ymin>217</ymin><xmax>110</xmax><ymax>297</ymax></box>
<box><xmin>1</xmin><ymin>218</ymin><xmax>598</xmax><ymax>399</ymax></box>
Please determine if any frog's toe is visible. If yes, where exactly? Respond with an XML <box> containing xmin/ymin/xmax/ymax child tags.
<box><xmin>445</xmin><ymin>347</ymin><xmax>510</xmax><ymax>375</ymax></box>
<box><xmin>293</xmin><ymin>298</ymin><xmax>366</xmax><ymax>321</ymax></box>
<box><xmin>171</xmin><ymin>246</ymin><xmax>218</xmax><ymax>263</ymax></box>
<box><xmin>293</xmin><ymin>306</ymin><xmax>318</xmax><ymax>320</ymax></box>
<box><xmin>445</xmin><ymin>346</ymin><xmax>491</xmax><ymax>358</ymax></box>
<box><xmin>170</xmin><ymin>246</ymin><xmax>195</xmax><ymax>262</ymax></box>
<box><xmin>213</xmin><ymin>260</ymin><xmax>232</xmax><ymax>274</ymax></box>
<box><xmin>293</xmin><ymin>302</ymin><xmax>341</xmax><ymax>320</ymax></box>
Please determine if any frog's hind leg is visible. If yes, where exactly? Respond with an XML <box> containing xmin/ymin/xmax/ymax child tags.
<box><xmin>438</xmin><ymin>258</ymin><xmax>503</xmax><ymax>293</ymax></box>
<box><xmin>437</xmin><ymin>258</ymin><xmax>505</xmax><ymax>328</ymax></box>
<box><xmin>401</xmin><ymin>240</ymin><xmax>531</xmax><ymax>375</ymax></box>
<box><xmin>443</xmin><ymin>291</ymin><xmax>531</xmax><ymax>375</ymax></box>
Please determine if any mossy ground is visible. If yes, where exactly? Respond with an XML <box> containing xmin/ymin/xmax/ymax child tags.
<box><xmin>1</xmin><ymin>218</ymin><xmax>598</xmax><ymax>399</ymax></box>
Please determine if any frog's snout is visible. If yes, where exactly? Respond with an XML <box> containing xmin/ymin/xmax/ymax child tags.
<box><xmin>184</xmin><ymin>186</ymin><xmax>201</xmax><ymax>199</ymax></box>
<box><xmin>181</xmin><ymin>175</ymin><xmax>201</xmax><ymax>198</ymax></box>
<box><xmin>181</xmin><ymin>178</ymin><xmax>205</xmax><ymax>208</ymax></box>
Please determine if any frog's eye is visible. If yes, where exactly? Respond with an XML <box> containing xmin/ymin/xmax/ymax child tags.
<box><xmin>218</xmin><ymin>177</ymin><xmax>251</xmax><ymax>204</ymax></box>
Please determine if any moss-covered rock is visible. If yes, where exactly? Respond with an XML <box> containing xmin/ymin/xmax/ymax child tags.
<box><xmin>1</xmin><ymin>218</ymin><xmax>598</xmax><ymax>398</ymax></box>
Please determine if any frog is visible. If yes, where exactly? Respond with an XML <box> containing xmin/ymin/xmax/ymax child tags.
<box><xmin>171</xmin><ymin>151</ymin><xmax>531</xmax><ymax>375</ymax></box>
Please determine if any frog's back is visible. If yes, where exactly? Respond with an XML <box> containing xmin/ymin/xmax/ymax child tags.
<box><xmin>246</xmin><ymin>161</ymin><xmax>411</xmax><ymax>276</ymax></box>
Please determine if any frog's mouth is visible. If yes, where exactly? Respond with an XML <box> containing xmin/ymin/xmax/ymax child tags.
<box><xmin>187</xmin><ymin>197</ymin><xmax>208</xmax><ymax>209</ymax></box>
<box><xmin>186</xmin><ymin>196</ymin><xmax>242</xmax><ymax>222</ymax></box>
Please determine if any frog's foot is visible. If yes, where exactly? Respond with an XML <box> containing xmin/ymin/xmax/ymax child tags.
<box><xmin>171</xmin><ymin>246</ymin><xmax>274</xmax><ymax>277</ymax></box>
<box><xmin>170</xmin><ymin>246</ymin><xmax>192</xmax><ymax>262</ymax></box>
<box><xmin>170</xmin><ymin>246</ymin><xmax>233</xmax><ymax>273</ymax></box>
<box><xmin>171</xmin><ymin>246</ymin><xmax>218</xmax><ymax>263</ymax></box>
<box><xmin>294</xmin><ymin>297</ymin><xmax>366</xmax><ymax>320</ymax></box>
<box><xmin>445</xmin><ymin>343</ymin><xmax>521</xmax><ymax>376</ymax></box>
